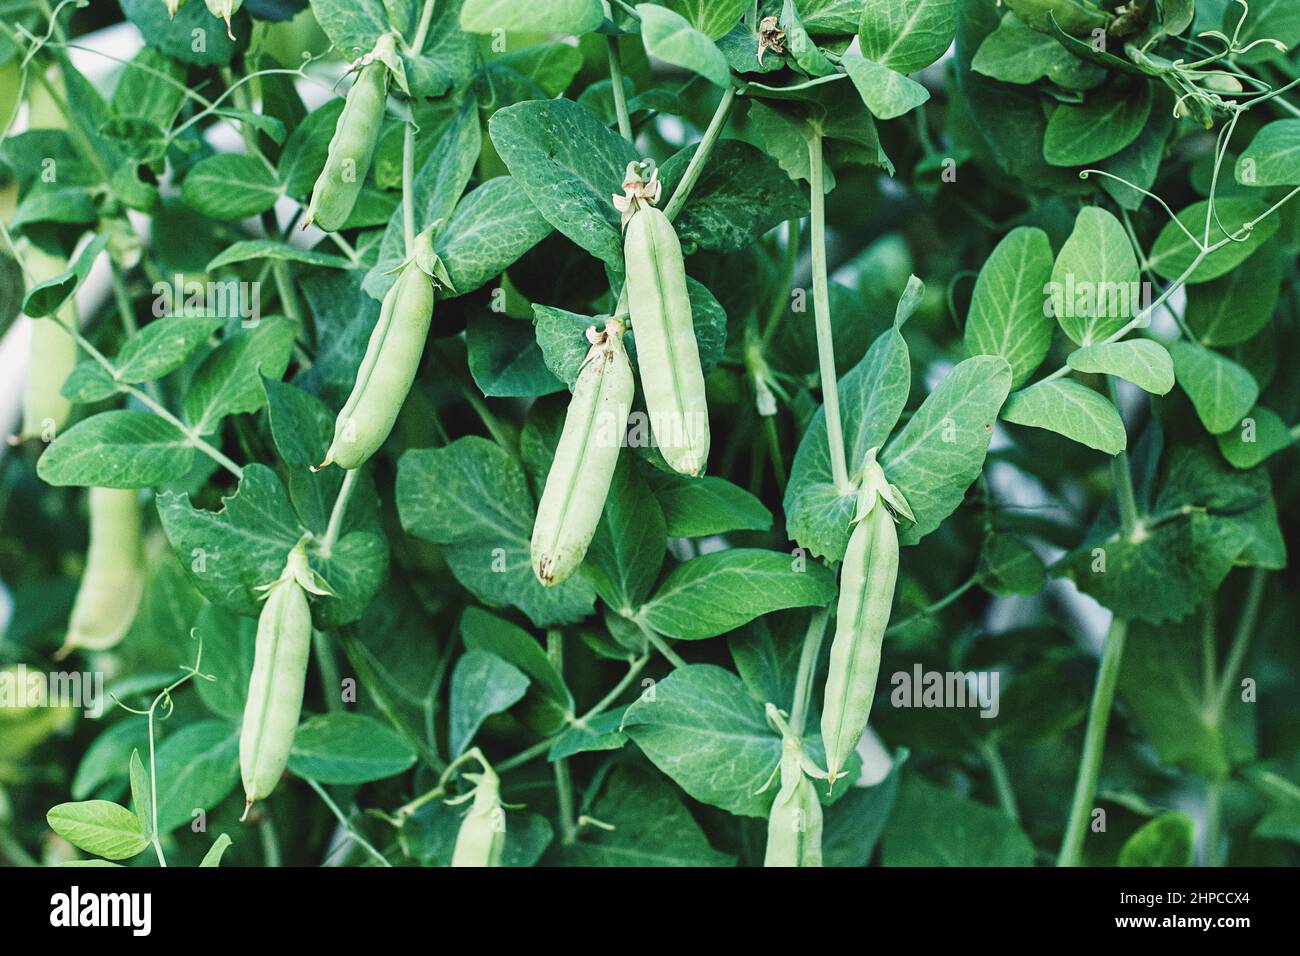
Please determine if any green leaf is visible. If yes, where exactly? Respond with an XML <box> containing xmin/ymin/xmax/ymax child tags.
<box><xmin>859</xmin><ymin>0</ymin><xmax>958</xmax><ymax>73</ymax></box>
<box><xmin>637</xmin><ymin>4</ymin><xmax>731</xmax><ymax>89</ymax></box>
<box><xmin>621</xmin><ymin>664</ymin><xmax>781</xmax><ymax>817</ymax></box>
<box><xmin>972</xmin><ymin>12</ymin><xmax>1103</xmax><ymax>88</ymax></box>
<box><xmin>128</xmin><ymin>749</ymin><xmax>153</xmax><ymax>839</ymax></box>
<box><xmin>1146</xmin><ymin>198</ymin><xmax>1279</xmax><ymax>284</ymax></box>
<box><xmin>461</xmin><ymin>605</ymin><xmax>574</xmax><ymax>725</ymax></box>
<box><xmin>438</xmin><ymin>176</ymin><xmax>554</xmax><ymax>297</ymax></box>
<box><xmin>192</xmin><ymin>603</ymin><xmax>256</xmax><ymax>720</ymax></box>
<box><xmin>119</xmin><ymin>0</ymin><xmax>237</xmax><ymax>65</ymax></box>
<box><xmin>181</xmin><ymin>154</ymin><xmax>282</xmax><ymax>220</ymax></box>
<box><xmin>548</xmin><ymin>710</ymin><xmax>629</xmax><ymax>761</ymax></box>
<box><xmin>1043</xmin><ymin>81</ymin><xmax>1151</xmax><ymax>166</ymax></box>
<box><xmin>663</xmin><ymin>0</ymin><xmax>748</xmax><ymax>40</ymax></box>
<box><xmin>785</xmin><ymin>327</ymin><xmax>912</xmax><ymax>560</ymax></box>
<box><xmin>466</xmin><ymin>313</ymin><xmax>563</xmax><ymax>398</ymax></box>
<box><xmin>585</xmin><ymin>457</ymin><xmax>667</xmax><ymax>613</ymax></box>
<box><xmin>646</xmin><ymin>472</ymin><xmax>772</xmax><ymax>537</ymax></box>
<box><xmin>842</xmin><ymin>50</ymin><xmax>930</xmax><ymax>121</ymax></box>
<box><xmin>881</xmin><ymin>355</ymin><xmax>1013</xmax><ymax>545</ymax></box>
<box><xmin>182</xmin><ymin>317</ymin><xmax>298</xmax><ymax>433</ymax></box>
<box><xmin>1216</xmin><ymin>406</ymin><xmax>1293</xmax><ymax>469</ymax></box>
<box><xmin>1118</xmin><ymin>812</ymin><xmax>1195</xmax><ymax>866</ymax></box>
<box><xmin>449</xmin><ymin>650</ymin><xmax>530</xmax><ymax>758</ymax></box>
<box><xmin>37</xmin><ymin>411</ymin><xmax>194</xmax><ymax>488</ymax></box>
<box><xmin>116</xmin><ymin>317</ymin><xmax>222</xmax><ymax>384</ymax></box>
<box><xmin>963</xmin><ymin>226</ymin><xmax>1055</xmax><ymax>388</ymax></box>
<box><xmin>207</xmin><ymin>239</ymin><xmax>354</xmax><ymax>272</ymax></box>
<box><xmin>22</xmin><ymin>233</ymin><xmax>111</xmax><ymax>318</ymax></box>
<box><xmin>1185</xmin><ymin>242</ymin><xmax>1281</xmax><ymax>347</ymax></box>
<box><xmin>288</xmin><ymin>713</ymin><xmax>418</xmax><ymax>783</ymax></box>
<box><xmin>640</xmin><ymin>549</ymin><xmax>836</xmax><ymax>639</ymax></box>
<box><xmin>978</xmin><ymin>535</ymin><xmax>1046</xmax><ymax>596</ymax></box>
<box><xmin>1001</xmin><ymin>379</ymin><xmax>1127</xmax><ymax>455</ymax></box>
<box><xmin>1049</xmin><ymin>206</ymin><xmax>1140</xmax><ymax>346</ymax></box>
<box><xmin>881</xmin><ymin>777</ymin><xmax>1034</xmax><ymax>866</ymax></box>
<box><xmin>657</xmin><ymin>139</ymin><xmax>808</xmax><ymax>254</ymax></box>
<box><xmin>154</xmin><ymin>719</ymin><xmax>240</xmax><ymax>832</ymax></box>
<box><xmin>564</xmin><ymin>765</ymin><xmax>736</xmax><ymax>865</ymax></box>
<box><xmin>1119</xmin><ymin>620</ymin><xmax>1254</xmax><ymax>777</ymax></box>
<box><xmin>199</xmin><ymin>833</ymin><xmax>233</xmax><ymax>867</ymax></box>
<box><xmin>1169</xmin><ymin>341</ymin><xmax>1259</xmax><ymax>435</ymax></box>
<box><xmin>46</xmin><ymin>800</ymin><xmax>149</xmax><ymax>861</ymax></box>
<box><xmin>459</xmin><ymin>0</ymin><xmax>603</xmax><ymax>35</ymax></box>
<box><xmin>396</xmin><ymin>437</ymin><xmax>596</xmax><ymax>627</ymax></box>
<box><xmin>1236</xmin><ymin>119</ymin><xmax>1300</xmax><ymax>186</ymax></box>
<box><xmin>1067</xmin><ymin>340</ymin><xmax>1175</xmax><ymax>395</ymax></box>
<box><xmin>489</xmin><ymin>99</ymin><xmax>639</xmax><ymax>268</ymax></box>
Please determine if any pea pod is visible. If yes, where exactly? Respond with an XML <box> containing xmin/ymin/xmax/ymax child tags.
<box><xmin>240</xmin><ymin>543</ymin><xmax>328</xmax><ymax>818</ymax></box>
<box><xmin>57</xmin><ymin>488</ymin><xmax>144</xmax><ymax>659</ymax></box>
<box><xmin>449</xmin><ymin>753</ymin><xmax>506</xmax><ymax>867</ymax></box>
<box><xmin>820</xmin><ymin>450</ymin><xmax>910</xmax><ymax>785</ymax></box>
<box><xmin>531</xmin><ymin>319</ymin><xmax>634</xmax><ymax>587</ymax></box>
<box><xmin>764</xmin><ymin>729</ymin><xmax>824</xmax><ymax>867</ymax></box>
<box><xmin>620</xmin><ymin>163</ymin><xmax>710</xmax><ymax>477</ymax></box>
<box><xmin>302</xmin><ymin>36</ymin><xmax>393</xmax><ymax>233</ymax></box>
<box><xmin>19</xmin><ymin>244</ymin><xmax>76</xmax><ymax>443</ymax></box>
<box><xmin>204</xmin><ymin>0</ymin><xmax>242</xmax><ymax>39</ymax></box>
<box><xmin>319</xmin><ymin>231</ymin><xmax>437</xmax><ymax>470</ymax></box>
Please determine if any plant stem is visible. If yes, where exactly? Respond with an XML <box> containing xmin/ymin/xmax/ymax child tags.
<box><xmin>320</xmin><ymin>467</ymin><xmax>358</xmax><ymax>556</ymax></box>
<box><xmin>884</xmin><ymin>573</ymin><xmax>978</xmax><ymax>636</ymax></box>
<box><xmin>603</xmin><ymin>3</ymin><xmax>634</xmax><ymax>143</ymax></box>
<box><xmin>1214</xmin><ymin>568</ymin><xmax>1267</xmax><ymax>715</ymax></box>
<box><xmin>980</xmin><ymin>739</ymin><xmax>1019</xmax><ymax>823</ymax></box>
<box><xmin>806</xmin><ymin>129</ymin><xmax>849</xmax><ymax>493</ymax></box>
<box><xmin>554</xmin><ymin>759</ymin><xmax>578</xmax><ymax>845</ymax></box>
<box><xmin>1204</xmin><ymin>778</ymin><xmax>1223</xmax><ymax>867</ymax></box>
<box><xmin>402</xmin><ymin>121</ymin><xmax>417</xmax><ymax>255</ymax></box>
<box><xmin>409</xmin><ymin>0</ymin><xmax>438</xmax><ymax>52</ymax></box>
<box><xmin>662</xmin><ymin>87</ymin><xmax>736</xmax><ymax>221</ymax></box>
<box><xmin>306</xmin><ymin>778</ymin><xmax>392</xmax><ymax>867</ymax></box>
<box><xmin>578</xmin><ymin>654</ymin><xmax>649</xmax><ymax>721</ymax></box>
<box><xmin>314</xmin><ymin>629</ymin><xmax>343</xmax><ymax>712</ymax></box>
<box><xmin>789</xmin><ymin>607</ymin><xmax>829</xmax><ymax>736</ymax></box>
<box><xmin>1057</xmin><ymin>617</ymin><xmax>1129</xmax><ymax>867</ymax></box>
<box><xmin>1108</xmin><ymin>384</ymin><xmax>1141</xmax><ymax>537</ymax></box>
<box><xmin>637</xmin><ymin>620</ymin><xmax>688</xmax><ymax>668</ymax></box>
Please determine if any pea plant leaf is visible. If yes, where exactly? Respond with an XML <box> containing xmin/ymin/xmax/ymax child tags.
<box><xmin>858</xmin><ymin>0</ymin><xmax>958</xmax><ymax>73</ymax></box>
<box><xmin>962</xmin><ymin>226</ymin><xmax>1055</xmax><ymax>388</ymax></box>
<box><xmin>636</xmin><ymin>4</ymin><xmax>731</xmax><ymax>89</ymax></box>
<box><xmin>46</xmin><ymin>801</ymin><xmax>149</xmax><ymax>861</ymax></box>
<box><xmin>1001</xmin><ymin>379</ymin><xmax>1128</xmax><ymax>455</ymax></box>
<box><xmin>1049</xmin><ymin>206</ymin><xmax>1141</xmax><ymax>347</ymax></box>
<box><xmin>639</xmin><ymin>549</ymin><xmax>837</xmax><ymax>639</ymax></box>
<box><xmin>881</xmin><ymin>355</ymin><xmax>1013</xmax><ymax>546</ymax></box>
<box><xmin>288</xmin><ymin>713</ymin><xmax>419</xmax><ymax>783</ymax></box>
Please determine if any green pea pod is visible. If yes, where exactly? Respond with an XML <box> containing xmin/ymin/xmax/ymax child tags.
<box><xmin>20</xmin><ymin>244</ymin><xmax>76</xmax><ymax>443</ymax></box>
<box><xmin>624</xmin><ymin>203</ymin><xmax>710</xmax><ymax>477</ymax></box>
<box><xmin>320</xmin><ymin>234</ymin><xmax>436</xmax><ymax>470</ymax></box>
<box><xmin>764</xmin><ymin>735</ymin><xmax>824</xmax><ymax>867</ymax></box>
<box><xmin>57</xmin><ymin>489</ymin><xmax>144</xmax><ymax>659</ymax></box>
<box><xmin>531</xmin><ymin>319</ymin><xmax>634</xmax><ymax>587</ymax></box>
<box><xmin>451</xmin><ymin>764</ymin><xmax>506</xmax><ymax>867</ymax></box>
<box><xmin>204</xmin><ymin>0</ymin><xmax>242</xmax><ymax>39</ymax></box>
<box><xmin>240</xmin><ymin>544</ymin><xmax>324</xmax><ymax>818</ymax></box>
<box><xmin>820</xmin><ymin>452</ymin><xmax>904</xmax><ymax>785</ymax></box>
<box><xmin>303</xmin><ymin>36</ymin><xmax>393</xmax><ymax>233</ymax></box>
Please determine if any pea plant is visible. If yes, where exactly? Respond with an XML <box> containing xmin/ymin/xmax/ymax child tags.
<box><xmin>0</xmin><ymin>0</ymin><xmax>1298</xmax><ymax>870</ymax></box>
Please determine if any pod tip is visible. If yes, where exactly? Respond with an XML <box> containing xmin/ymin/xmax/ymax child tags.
<box><xmin>240</xmin><ymin>798</ymin><xmax>254</xmax><ymax>823</ymax></box>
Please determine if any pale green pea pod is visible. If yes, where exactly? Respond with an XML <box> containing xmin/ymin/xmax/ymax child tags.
<box><xmin>240</xmin><ymin>543</ymin><xmax>329</xmax><ymax>818</ymax></box>
<box><xmin>451</xmin><ymin>761</ymin><xmax>506</xmax><ymax>867</ymax></box>
<box><xmin>820</xmin><ymin>450</ymin><xmax>909</xmax><ymax>786</ymax></box>
<box><xmin>56</xmin><ymin>488</ymin><xmax>145</xmax><ymax>660</ymax></box>
<box><xmin>302</xmin><ymin>36</ymin><xmax>394</xmax><ymax>232</ymax></box>
<box><xmin>20</xmin><ymin>244</ymin><xmax>76</xmax><ymax>443</ymax></box>
<box><xmin>531</xmin><ymin>318</ymin><xmax>634</xmax><ymax>587</ymax></box>
<box><xmin>164</xmin><ymin>0</ymin><xmax>186</xmax><ymax>17</ymax></box>
<box><xmin>319</xmin><ymin>230</ymin><xmax>438</xmax><ymax>470</ymax></box>
<box><xmin>764</xmin><ymin>735</ymin><xmax>824</xmax><ymax>867</ymax></box>
<box><xmin>204</xmin><ymin>0</ymin><xmax>242</xmax><ymax>39</ymax></box>
<box><xmin>619</xmin><ymin>163</ymin><xmax>709</xmax><ymax>477</ymax></box>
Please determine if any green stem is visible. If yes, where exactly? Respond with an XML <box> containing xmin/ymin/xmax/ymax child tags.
<box><xmin>884</xmin><ymin>574</ymin><xmax>978</xmax><ymax>637</ymax></box>
<box><xmin>409</xmin><ymin>0</ymin><xmax>438</xmax><ymax>52</ymax></box>
<box><xmin>402</xmin><ymin>121</ymin><xmax>416</xmax><ymax>256</ymax></box>
<box><xmin>980</xmin><ymin>739</ymin><xmax>1019</xmax><ymax>823</ymax></box>
<box><xmin>1213</xmin><ymin>569</ymin><xmax>1267</xmax><ymax>716</ymax></box>
<box><xmin>1056</xmin><ymin>617</ymin><xmax>1128</xmax><ymax>867</ymax></box>
<box><xmin>637</xmin><ymin>619</ymin><xmax>687</xmax><ymax>668</ymax></box>
<box><xmin>554</xmin><ymin>760</ymin><xmax>578</xmax><ymax>845</ymax></box>
<box><xmin>306</xmin><ymin>778</ymin><xmax>392</xmax><ymax>867</ymax></box>
<box><xmin>662</xmin><ymin>87</ymin><xmax>736</xmax><ymax>222</ymax></box>
<box><xmin>578</xmin><ymin>654</ymin><xmax>649</xmax><ymax>722</ymax></box>
<box><xmin>259</xmin><ymin>815</ymin><xmax>281</xmax><ymax>867</ymax></box>
<box><xmin>806</xmin><ymin>129</ymin><xmax>849</xmax><ymax>493</ymax></box>
<box><xmin>1108</xmin><ymin>382</ymin><xmax>1140</xmax><ymax>537</ymax></box>
<box><xmin>1204</xmin><ymin>778</ymin><xmax>1223</xmax><ymax>867</ymax></box>
<box><xmin>320</xmin><ymin>467</ymin><xmax>358</xmax><ymax>557</ymax></box>
<box><xmin>313</xmin><ymin>629</ymin><xmax>342</xmax><ymax>712</ymax></box>
<box><xmin>0</xmin><ymin>828</ymin><xmax>38</xmax><ymax>867</ymax></box>
<box><xmin>789</xmin><ymin>607</ymin><xmax>828</xmax><ymax>736</ymax></box>
<box><xmin>603</xmin><ymin>3</ymin><xmax>634</xmax><ymax>143</ymax></box>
